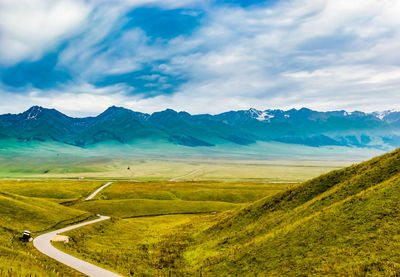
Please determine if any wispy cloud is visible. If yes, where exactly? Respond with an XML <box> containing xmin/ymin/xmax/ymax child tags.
<box><xmin>0</xmin><ymin>0</ymin><xmax>91</xmax><ymax>65</ymax></box>
<box><xmin>1</xmin><ymin>0</ymin><xmax>400</xmax><ymax>115</ymax></box>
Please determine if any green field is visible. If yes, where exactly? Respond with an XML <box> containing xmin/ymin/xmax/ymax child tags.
<box><xmin>55</xmin><ymin>148</ymin><xmax>400</xmax><ymax>276</ymax></box>
<box><xmin>1</xmin><ymin>159</ymin><xmax>348</xmax><ymax>183</ymax></box>
<box><xmin>0</xmin><ymin>139</ymin><xmax>382</xmax><ymax>182</ymax></box>
<box><xmin>70</xmin><ymin>180</ymin><xmax>290</xmax><ymax>218</ymax></box>
<box><xmin>0</xmin><ymin>180</ymin><xmax>103</xmax><ymax>202</ymax></box>
<box><xmin>2</xmin><ymin>147</ymin><xmax>400</xmax><ymax>276</ymax></box>
<box><xmin>0</xmin><ymin>178</ymin><xmax>289</xmax><ymax>276</ymax></box>
<box><xmin>54</xmin><ymin>214</ymin><xmax>217</xmax><ymax>276</ymax></box>
<box><xmin>94</xmin><ymin>181</ymin><xmax>286</xmax><ymax>202</ymax></box>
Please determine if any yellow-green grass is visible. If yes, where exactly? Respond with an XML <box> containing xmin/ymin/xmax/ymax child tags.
<box><xmin>72</xmin><ymin>199</ymin><xmax>241</xmax><ymax>218</ymax></box>
<box><xmin>54</xmin><ymin>214</ymin><xmax>216</xmax><ymax>276</ymax></box>
<box><xmin>0</xmin><ymin>233</ymin><xmax>85</xmax><ymax>277</ymax></box>
<box><xmin>96</xmin><ymin>181</ymin><xmax>288</xmax><ymax>203</ymax></box>
<box><xmin>72</xmin><ymin>181</ymin><xmax>290</xmax><ymax>218</ymax></box>
<box><xmin>0</xmin><ymin>191</ymin><xmax>92</xmax><ymax>276</ymax></box>
<box><xmin>0</xmin><ymin>180</ymin><xmax>104</xmax><ymax>201</ymax></box>
<box><xmin>32</xmin><ymin>159</ymin><xmax>347</xmax><ymax>182</ymax></box>
<box><xmin>0</xmin><ymin>192</ymin><xmax>89</xmax><ymax>232</ymax></box>
<box><xmin>183</xmin><ymin>148</ymin><xmax>400</xmax><ymax>276</ymax></box>
<box><xmin>56</xmin><ymin>148</ymin><xmax>400</xmax><ymax>276</ymax></box>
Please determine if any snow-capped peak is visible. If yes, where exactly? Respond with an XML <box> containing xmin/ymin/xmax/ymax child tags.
<box><xmin>258</xmin><ymin>111</ymin><xmax>275</xmax><ymax>121</ymax></box>
<box><xmin>25</xmin><ymin>106</ymin><xmax>43</xmax><ymax>120</ymax></box>
<box><xmin>247</xmin><ymin>108</ymin><xmax>262</xmax><ymax>117</ymax></box>
<box><xmin>372</xmin><ymin>109</ymin><xmax>400</xmax><ymax>120</ymax></box>
<box><xmin>246</xmin><ymin>109</ymin><xmax>275</xmax><ymax>121</ymax></box>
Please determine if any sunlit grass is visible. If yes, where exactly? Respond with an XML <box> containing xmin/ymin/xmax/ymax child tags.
<box><xmin>0</xmin><ymin>190</ymin><xmax>92</xmax><ymax>276</ymax></box>
<box><xmin>72</xmin><ymin>198</ymin><xmax>242</xmax><ymax>218</ymax></box>
<box><xmin>55</xmin><ymin>149</ymin><xmax>400</xmax><ymax>276</ymax></box>
<box><xmin>55</xmin><ymin>214</ymin><xmax>216</xmax><ymax>276</ymax></box>
<box><xmin>0</xmin><ymin>180</ymin><xmax>104</xmax><ymax>201</ymax></box>
<box><xmin>35</xmin><ymin>160</ymin><xmax>346</xmax><ymax>182</ymax></box>
<box><xmin>98</xmin><ymin>181</ymin><xmax>288</xmax><ymax>203</ymax></box>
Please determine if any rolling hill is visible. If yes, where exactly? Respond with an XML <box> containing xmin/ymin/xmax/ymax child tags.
<box><xmin>0</xmin><ymin>189</ymin><xmax>93</xmax><ymax>276</ymax></box>
<box><xmin>2</xmin><ymin>147</ymin><xmax>400</xmax><ymax>275</ymax></box>
<box><xmin>185</xmin><ymin>147</ymin><xmax>400</xmax><ymax>275</ymax></box>
<box><xmin>46</xmin><ymin>148</ymin><xmax>400</xmax><ymax>276</ymax></box>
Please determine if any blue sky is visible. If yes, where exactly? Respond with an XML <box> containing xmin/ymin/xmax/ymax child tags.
<box><xmin>0</xmin><ymin>0</ymin><xmax>400</xmax><ymax>116</ymax></box>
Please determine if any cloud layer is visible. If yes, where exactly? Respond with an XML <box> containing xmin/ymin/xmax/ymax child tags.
<box><xmin>0</xmin><ymin>0</ymin><xmax>400</xmax><ymax>116</ymax></box>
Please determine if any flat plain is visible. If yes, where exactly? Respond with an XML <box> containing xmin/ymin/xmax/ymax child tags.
<box><xmin>1</xmin><ymin>158</ymin><xmax>347</xmax><ymax>183</ymax></box>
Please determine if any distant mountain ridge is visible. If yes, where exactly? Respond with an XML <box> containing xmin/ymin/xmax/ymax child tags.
<box><xmin>1</xmin><ymin>106</ymin><xmax>400</xmax><ymax>149</ymax></box>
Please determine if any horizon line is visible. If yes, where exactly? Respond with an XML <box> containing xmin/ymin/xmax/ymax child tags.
<box><xmin>1</xmin><ymin>105</ymin><xmax>398</xmax><ymax>119</ymax></box>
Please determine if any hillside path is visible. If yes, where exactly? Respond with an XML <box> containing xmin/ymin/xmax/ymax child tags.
<box><xmin>85</xmin><ymin>182</ymin><xmax>113</xmax><ymax>200</ymax></box>
<box><xmin>33</xmin><ymin>215</ymin><xmax>122</xmax><ymax>277</ymax></box>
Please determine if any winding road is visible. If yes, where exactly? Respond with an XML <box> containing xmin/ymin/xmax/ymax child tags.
<box><xmin>85</xmin><ymin>182</ymin><xmax>113</xmax><ymax>200</ymax></box>
<box><xmin>33</xmin><ymin>216</ymin><xmax>122</xmax><ymax>277</ymax></box>
<box><xmin>33</xmin><ymin>182</ymin><xmax>122</xmax><ymax>277</ymax></box>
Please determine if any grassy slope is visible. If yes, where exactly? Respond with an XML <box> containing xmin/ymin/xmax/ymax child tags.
<box><xmin>0</xmin><ymin>192</ymin><xmax>85</xmax><ymax>231</ymax></box>
<box><xmin>0</xmin><ymin>178</ymin><xmax>288</xmax><ymax>276</ymax></box>
<box><xmin>57</xmin><ymin>148</ymin><xmax>400</xmax><ymax>276</ymax></box>
<box><xmin>53</xmin><ymin>181</ymin><xmax>289</xmax><ymax>275</ymax></box>
<box><xmin>0</xmin><ymin>181</ymin><xmax>109</xmax><ymax>276</ymax></box>
<box><xmin>55</xmin><ymin>214</ymin><xmax>216</xmax><ymax>276</ymax></box>
<box><xmin>0</xmin><ymin>192</ymin><xmax>91</xmax><ymax>276</ymax></box>
<box><xmin>186</xmin><ymin>148</ymin><xmax>400</xmax><ymax>276</ymax></box>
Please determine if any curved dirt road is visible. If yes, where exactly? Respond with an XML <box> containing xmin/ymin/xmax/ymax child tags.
<box><xmin>33</xmin><ymin>215</ymin><xmax>122</xmax><ymax>277</ymax></box>
<box><xmin>85</xmin><ymin>182</ymin><xmax>113</xmax><ymax>200</ymax></box>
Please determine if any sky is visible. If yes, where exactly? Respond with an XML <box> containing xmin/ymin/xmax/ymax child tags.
<box><xmin>0</xmin><ymin>0</ymin><xmax>400</xmax><ymax>116</ymax></box>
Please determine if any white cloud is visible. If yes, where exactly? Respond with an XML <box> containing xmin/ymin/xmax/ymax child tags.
<box><xmin>145</xmin><ymin>0</ymin><xmax>400</xmax><ymax>113</ymax></box>
<box><xmin>0</xmin><ymin>82</ymin><xmax>134</xmax><ymax>116</ymax></box>
<box><xmin>0</xmin><ymin>0</ymin><xmax>92</xmax><ymax>65</ymax></box>
<box><xmin>0</xmin><ymin>0</ymin><xmax>200</xmax><ymax>66</ymax></box>
<box><xmin>2</xmin><ymin>0</ymin><xmax>400</xmax><ymax>114</ymax></box>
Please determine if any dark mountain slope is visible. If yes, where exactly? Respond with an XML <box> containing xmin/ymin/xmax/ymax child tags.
<box><xmin>188</xmin><ymin>148</ymin><xmax>400</xmax><ymax>275</ymax></box>
<box><xmin>74</xmin><ymin>106</ymin><xmax>164</xmax><ymax>146</ymax></box>
<box><xmin>214</xmin><ymin>108</ymin><xmax>390</xmax><ymax>147</ymax></box>
<box><xmin>147</xmin><ymin>109</ymin><xmax>255</xmax><ymax>146</ymax></box>
<box><xmin>1</xmin><ymin>106</ymin><xmax>400</xmax><ymax>149</ymax></box>
<box><xmin>0</xmin><ymin>106</ymin><xmax>80</xmax><ymax>143</ymax></box>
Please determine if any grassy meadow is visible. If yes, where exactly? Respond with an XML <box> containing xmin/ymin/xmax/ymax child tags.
<box><xmin>0</xmin><ymin>178</ymin><xmax>289</xmax><ymax>276</ymax></box>
<box><xmin>0</xmin><ymin>180</ymin><xmax>101</xmax><ymax>276</ymax></box>
<box><xmin>2</xmin><ymin>158</ymin><xmax>347</xmax><ymax>183</ymax></box>
<box><xmin>2</xmin><ymin>144</ymin><xmax>399</xmax><ymax>276</ymax></box>
<box><xmin>70</xmin><ymin>181</ymin><xmax>289</xmax><ymax>218</ymax></box>
<box><xmin>0</xmin><ymin>138</ymin><xmax>380</xmax><ymax>182</ymax></box>
<box><xmin>54</xmin><ymin>214</ymin><xmax>217</xmax><ymax>276</ymax></box>
<box><xmin>0</xmin><ymin>180</ymin><xmax>103</xmax><ymax>202</ymax></box>
<box><xmin>53</xmin><ymin>149</ymin><xmax>400</xmax><ymax>276</ymax></box>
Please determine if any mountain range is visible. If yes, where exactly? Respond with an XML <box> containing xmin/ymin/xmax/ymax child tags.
<box><xmin>1</xmin><ymin>106</ymin><xmax>400</xmax><ymax>149</ymax></box>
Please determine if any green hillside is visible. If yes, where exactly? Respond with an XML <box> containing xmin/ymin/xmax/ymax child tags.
<box><xmin>56</xmin><ymin>148</ymin><xmax>400</xmax><ymax>276</ymax></box>
<box><xmin>0</xmin><ymin>185</ymin><xmax>95</xmax><ymax>276</ymax></box>
<box><xmin>2</xmin><ymin>149</ymin><xmax>400</xmax><ymax>276</ymax></box>
<box><xmin>187</xmin><ymin>148</ymin><xmax>400</xmax><ymax>275</ymax></box>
